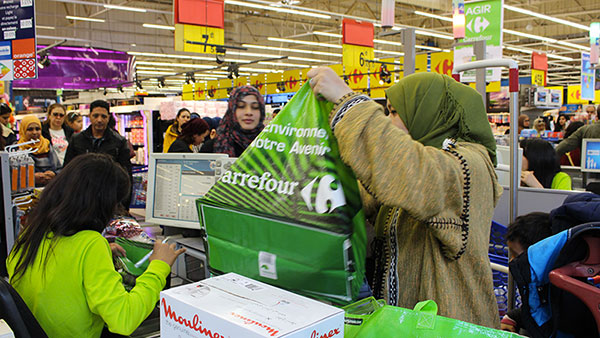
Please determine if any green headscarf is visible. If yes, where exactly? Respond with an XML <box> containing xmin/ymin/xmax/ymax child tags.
<box><xmin>384</xmin><ymin>72</ymin><xmax>497</xmax><ymax>165</ymax></box>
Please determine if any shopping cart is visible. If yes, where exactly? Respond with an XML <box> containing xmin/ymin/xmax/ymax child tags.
<box><xmin>489</xmin><ymin>221</ymin><xmax>521</xmax><ymax>318</ymax></box>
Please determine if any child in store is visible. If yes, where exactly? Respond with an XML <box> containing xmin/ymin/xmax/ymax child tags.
<box><xmin>502</xmin><ymin>212</ymin><xmax>552</xmax><ymax>333</ymax></box>
<box><xmin>521</xmin><ymin>138</ymin><xmax>571</xmax><ymax>190</ymax></box>
<box><xmin>7</xmin><ymin>153</ymin><xmax>185</xmax><ymax>337</ymax></box>
<box><xmin>66</xmin><ymin>111</ymin><xmax>83</xmax><ymax>133</ymax></box>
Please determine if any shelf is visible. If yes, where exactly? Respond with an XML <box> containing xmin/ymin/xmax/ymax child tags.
<box><xmin>125</xmin><ymin>126</ymin><xmax>144</xmax><ymax>129</ymax></box>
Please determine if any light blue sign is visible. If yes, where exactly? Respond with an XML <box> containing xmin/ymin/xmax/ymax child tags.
<box><xmin>581</xmin><ymin>52</ymin><xmax>596</xmax><ymax>101</ymax></box>
<box><xmin>583</xmin><ymin>139</ymin><xmax>600</xmax><ymax>172</ymax></box>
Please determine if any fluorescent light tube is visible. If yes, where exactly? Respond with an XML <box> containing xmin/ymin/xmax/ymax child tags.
<box><xmin>414</xmin><ymin>11</ymin><xmax>453</xmax><ymax>22</ymax></box>
<box><xmin>142</xmin><ymin>23</ymin><xmax>175</xmax><ymax>30</ymax></box>
<box><xmin>243</xmin><ymin>44</ymin><xmax>342</xmax><ymax>57</ymax></box>
<box><xmin>66</xmin><ymin>15</ymin><xmax>105</xmax><ymax>23</ymax></box>
<box><xmin>504</xmin><ymin>5</ymin><xmax>589</xmax><ymax>31</ymax></box>
<box><xmin>415</xmin><ymin>30</ymin><xmax>454</xmax><ymax>40</ymax></box>
<box><xmin>224</xmin><ymin>0</ymin><xmax>331</xmax><ymax>19</ymax></box>
<box><xmin>268</xmin><ymin>37</ymin><xmax>342</xmax><ymax>49</ymax></box>
<box><xmin>103</xmin><ymin>4</ymin><xmax>147</xmax><ymax>12</ymax></box>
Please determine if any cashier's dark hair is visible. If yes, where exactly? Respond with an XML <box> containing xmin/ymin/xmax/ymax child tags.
<box><xmin>9</xmin><ymin>153</ymin><xmax>130</xmax><ymax>283</ymax></box>
<box><xmin>521</xmin><ymin>138</ymin><xmax>561</xmax><ymax>189</ymax></box>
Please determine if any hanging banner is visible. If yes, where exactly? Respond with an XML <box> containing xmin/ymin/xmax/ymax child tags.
<box><xmin>215</xmin><ymin>78</ymin><xmax>232</xmax><ymax>99</ymax></box>
<box><xmin>282</xmin><ymin>69</ymin><xmax>301</xmax><ymax>93</ymax></box>
<box><xmin>454</xmin><ymin>0</ymin><xmax>503</xmax><ymax>82</ymax></box>
<box><xmin>531</xmin><ymin>69</ymin><xmax>546</xmax><ymax>87</ymax></box>
<box><xmin>250</xmin><ymin>74</ymin><xmax>265</xmax><ymax>95</ymax></box>
<box><xmin>329</xmin><ymin>64</ymin><xmax>344</xmax><ymax>77</ymax></box>
<box><xmin>0</xmin><ymin>0</ymin><xmax>37</xmax><ymax>81</ymax></box>
<box><xmin>581</xmin><ymin>52</ymin><xmax>596</xmax><ymax>101</ymax></box>
<box><xmin>182</xmin><ymin>83</ymin><xmax>194</xmax><ymax>100</ymax></box>
<box><xmin>175</xmin><ymin>24</ymin><xmax>225</xmax><ymax>55</ymax></box>
<box><xmin>343</xmin><ymin>44</ymin><xmax>373</xmax><ymax>90</ymax></box>
<box><xmin>431</xmin><ymin>52</ymin><xmax>454</xmax><ymax>77</ymax></box>
<box><xmin>300</xmin><ymin>67</ymin><xmax>312</xmax><ymax>82</ymax></box>
<box><xmin>234</xmin><ymin>76</ymin><xmax>248</xmax><ymax>88</ymax></box>
<box><xmin>206</xmin><ymin>80</ymin><xmax>218</xmax><ymax>99</ymax></box>
<box><xmin>194</xmin><ymin>82</ymin><xmax>206</xmax><ymax>101</ymax></box>
<box><xmin>567</xmin><ymin>85</ymin><xmax>589</xmax><ymax>104</ymax></box>
<box><xmin>266</xmin><ymin>72</ymin><xmax>281</xmax><ymax>95</ymax></box>
<box><xmin>415</xmin><ymin>54</ymin><xmax>428</xmax><ymax>73</ymax></box>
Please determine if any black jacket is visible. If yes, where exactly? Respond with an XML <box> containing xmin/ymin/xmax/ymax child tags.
<box><xmin>42</xmin><ymin>123</ymin><xmax>74</xmax><ymax>145</ymax></box>
<box><xmin>167</xmin><ymin>138</ymin><xmax>192</xmax><ymax>153</ymax></box>
<box><xmin>64</xmin><ymin>126</ymin><xmax>132</xmax><ymax>176</ymax></box>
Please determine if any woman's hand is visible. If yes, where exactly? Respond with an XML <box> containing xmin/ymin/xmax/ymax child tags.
<box><xmin>307</xmin><ymin>67</ymin><xmax>353</xmax><ymax>103</ymax></box>
<box><xmin>109</xmin><ymin>243</ymin><xmax>126</xmax><ymax>258</ymax></box>
<box><xmin>149</xmin><ymin>241</ymin><xmax>186</xmax><ymax>267</ymax></box>
<box><xmin>521</xmin><ymin>171</ymin><xmax>543</xmax><ymax>188</ymax></box>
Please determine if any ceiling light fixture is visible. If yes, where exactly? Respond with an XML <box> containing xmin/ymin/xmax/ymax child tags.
<box><xmin>157</xmin><ymin>77</ymin><xmax>165</xmax><ymax>88</ymax></box>
<box><xmin>135</xmin><ymin>70</ymin><xmax>178</xmax><ymax>75</ymax></box>
<box><xmin>36</xmin><ymin>25</ymin><xmax>55</xmax><ymax>30</ymax></box>
<box><xmin>258</xmin><ymin>61</ymin><xmax>309</xmax><ymax>68</ymax></box>
<box><xmin>142</xmin><ymin>23</ymin><xmax>175</xmax><ymax>31</ymax></box>
<box><xmin>186</xmin><ymin>72</ymin><xmax>195</xmax><ymax>84</ymax></box>
<box><xmin>227</xmin><ymin>63</ymin><xmax>240</xmax><ymax>79</ymax></box>
<box><xmin>555</xmin><ymin>40</ymin><xmax>590</xmax><ymax>51</ymax></box>
<box><xmin>224</xmin><ymin>0</ymin><xmax>331</xmax><ymax>19</ymax></box>
<box><xmin>136</xmin><ymin>61</ymin><xmax>214</xmax><ymax>68</ymax></box>
<box><xmin>103</xmin><ymin>4</ymin><xmax>147</xmax><ymax>12</ymax></box>
<box><xmin>242</xmin><ymin>44</ymin><xmax>342</xmax><ymax>57</ymax></box>
<box><xmin>268</xmin><ymin>37</ymin><xmax>342</xmax><ymax>49</ymax></box>
<box><xmin>374</xmin><ymin>50</ymin><xmax>404</xmax><ymax>56</ymax></box>
<box><xmin>503</xmin><ymin>5</ymin><xmax>589</xmax><ymax>31</ymax></box>
<box><xmin>413</xmin><ymin>11</ymin><xmax>453</xmax><ymax>22</ymax></box>
<box><xmin>415</xmin><ymin>30</ymin><xmax>454</xmax><ymax>40</ymax></box>
<box><xmin>65</xmin><ymin>15</ymin><xmax>105</xmax><ymax>23</ymax></box>
<box><xmin>504</xmin><ymin>29</ymin><xmax>557</xmax><ymax>43</ymax></box>
<box><xmin>37</xmin><ymin>52</ymin><xmax>51</xmax><ymax>69</ymax></box>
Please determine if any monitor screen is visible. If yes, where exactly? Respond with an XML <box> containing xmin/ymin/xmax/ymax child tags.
<box><xmin>146</xmin><ymin>153</ymin><xmax>234</xmax><ymax>228</ymax></box>
<box><xmin>582</xmin><ymin>139</ymin><xmax>600</xmax><ymax>173</ymax></box>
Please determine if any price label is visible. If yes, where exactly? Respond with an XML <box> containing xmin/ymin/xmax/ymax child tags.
<box><xmin>175</xmin><ymin>24</ymin><xmax>225</xmax><ymax>55</ymax></box>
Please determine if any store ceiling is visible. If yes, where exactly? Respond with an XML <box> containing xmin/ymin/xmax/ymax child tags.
<box><xmin>36</xmin><ymin>0</ymin><xmax>600</xmax><ymax>92</ymax></box>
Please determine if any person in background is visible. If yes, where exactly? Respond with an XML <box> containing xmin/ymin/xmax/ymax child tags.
<box><xmin>0</xmin><ymin>102</ymin><xmax>16</xmax><ymax>147</ymax></box>
<box><xmin>501</xmin><ymin>212</ymin><xmax>552</xmax><ymax>333</ymax></box>
<box><xmin>559</xmin><ymin>121</ymin><xmax>585</xmax><ymax>166</ymax></box>
<box><xmin>214</xmin><ymin>86</ymin><xmax>265</xmax><ymax>157</ymax></box>
<box><xmin>521</xmin><ymin>138</ymin><xmax>571</xmax><ymax>190</ymax></box>
<box><xmin>199</xmin><ymin>116</ymin><xmax>218</xmax><ymax>153</ymax></box>
<box><xmin>555</xmin><ymin>119</ymin><xmax>600</xmax><ymax>159</ymax></box>
<box><xmin>66</xmin><ymin>111</ymin><xmax>83</xmax><ymax>134</ymax></box>
<box><xmin>163</xmin><ymin>108</ymin><xmax>191</xmax><ymax>153</ymax></box>
<box><xmin>307</xmin><ymin>68</ymin><xmax>501</xmax><ymax>328</ymax></box>
<box><xmin>18</xmin><ymin>116</ymin><xmax>59</xmax><ymax>186</ymax></box>
<box><xmin>585</xmin><ymin>105</ymin><xmax>597</xmax><ymax>123</ymax></box>
<box><xmin>42</xmin><ymin>103</ymin><xmax>73</xmax><ymax>169</ymax></box>
<box><xmin>553</xmin><ymin>114</ymin><xmax>568</xmax><ymax>133</ymax></box>
<box><xmin>7</xmin><ymin>153</ymin><xmax>185</xmax><ymax>338</ymax></box>
<box><xmin>533</xmin><ymin>117</ymin><xmax>546</xmax><ymax>136</ymax></box>
<box><xmin>64</xmin><ymin>100</ymin><xmax>132</xmax><ymax>209</ymax></box>
<box><xmin>167</xmin><ymin>118</ymin><xmax>209</xmax><ymax>153</ymax></box>
<box><xmin>506</xmin><ymin>114</ymin><xmax>530</xmax><ymax>136</ymax></box>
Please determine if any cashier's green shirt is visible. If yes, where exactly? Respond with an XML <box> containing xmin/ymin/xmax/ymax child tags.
<box><xmin>551</xmin><ymin>172</ymin><xmax>572</xmax><ymax>190</ymax></box>
<box><xmin>6</xmin><ymin>230</ymin><xmax>170</xmax><ymax>338</ymax></box>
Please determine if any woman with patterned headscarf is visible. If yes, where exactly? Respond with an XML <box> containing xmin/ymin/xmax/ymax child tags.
<box><xmin>18</xmin><ymin>115</ymin><xmax>60</xmax><ymax>186</ymax></box>
<box><xmin>307</xmin><ymin>68</ymin><xmax>501</xmax><ymax>329</ymax></box>
<box><xmin>214</xmin><ymin>86</ymin><xmax>265</xmax><ymax>157</ymax></box>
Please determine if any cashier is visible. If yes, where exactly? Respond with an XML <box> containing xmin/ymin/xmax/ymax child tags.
<box><xmin>7</xmin><ymin>153</ymin><xmax>186</xmax><ymax>337</ymax></box>
<box><xmin>307</xmin><ymin>68</ymin><xmax>501</xmax><ymax>328</ymax></box>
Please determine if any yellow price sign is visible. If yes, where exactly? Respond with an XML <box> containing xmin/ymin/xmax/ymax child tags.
<box><xmin>175</xmin><ymin>24</ymin><xmax>225</xmax><ymax>55</ymax></box>
<box><xmin>531</xmin><ymin>69</ymin><xmax>545</xmax><ymax>87</ymax></box>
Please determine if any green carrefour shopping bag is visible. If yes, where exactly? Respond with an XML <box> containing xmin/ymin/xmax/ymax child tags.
<box><xmin>343</xmin><ymin>298</ymin><xmax>524</xmax><ymax>338</ymax></box>
<box><xmin>197</xmin><ymin>83</ymin><xmax>366</xmax><ymax>304</ymax></box>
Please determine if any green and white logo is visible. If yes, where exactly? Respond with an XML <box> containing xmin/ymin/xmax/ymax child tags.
<box><xmin>454</xmin><ymin>0</ymin><xmax>504</xmax><ymax>82</ymax></box>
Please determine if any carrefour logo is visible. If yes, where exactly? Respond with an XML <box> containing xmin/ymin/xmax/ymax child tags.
<box><xmin>467</xmin><ymin>17</ymin><xmax>489</xmax><ymax>33</ymax></box>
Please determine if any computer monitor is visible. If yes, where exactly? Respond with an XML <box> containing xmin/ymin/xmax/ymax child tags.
<box><xmin>146</xmin><ymin>153</ymin><xmax>234</xmax><ymax>229</ymax></box>
<box><xmin>495</xmin><ymin>145</ymin><xmax>523</xmax><ymax>187</ymax></box>
<box><xmin>581</xmin><ymin>139</ymin><xmax>600</xmax><ymax>173</ymax></box>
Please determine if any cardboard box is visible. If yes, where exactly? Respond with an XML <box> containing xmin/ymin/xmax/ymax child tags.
<box><xmin>160</xmin><ymin>273</ymin><xmax>344</xmax><ymax>338</ymax></box>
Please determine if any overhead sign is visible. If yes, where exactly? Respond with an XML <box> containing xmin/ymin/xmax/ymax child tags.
<box><xmin>174</xmin><ymin>24</ymin><xmax>224</xmax><ymax>55</ymax></box>
<box><xmin>567</xmin><ymin>85</ymin><xmax>589</xmax><ymax>104</ymax></box>
<box><xmin>234</xmin><ymin>76</ymin><xmax>248</xmax><ymax>88</ymax></box>
<box><xmin>531</xmin><ymin>69</ymin><xmax>545</xmax><ymax>87</ymax></box>
<box><xmin>431</xmin><ymin>52</ymin><xmax>454</xmax><ymax>76</ymax></box>
<box><xmin>282</xmin><ymin>69</ymin><xmax>300</xmax><ymax>93</ymax></box>
<box><xmin>194</xmin><ymin>82</ymin><xmax>206</xmax><ymax>100</ymax></box>
<box><xmin>454</xmin><ymin>0</ymin><xmax>503</xmax><ymax>82</ymax></box>
<box><xmin>266</xmin><ymin>72</ymin><xmax>281</xmax><ymax>95</ymax></box>
<box><xmin>581</xmin><ymin>52</ymin><xmax>596</xmax><ymax>101</ymax></box>
<box><xmin>250</xmin><ymin>74</ymin><xmax>265</xmax><ymax>95</ymax></box>
<box><xmin>0</xmin><ymin>0</ymin><xmax>36</xmax><ymax>81</ymax></box>
<box><xmin>343</xmin><ymin>44</ymin><xmax>373</xmax><ymax>90</ymax></box>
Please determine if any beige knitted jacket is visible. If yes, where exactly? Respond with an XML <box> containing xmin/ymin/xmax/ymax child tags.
<box><xmin>332</xmin><ymin>95</ymin><xmax>502</xmax><ymax>329</ymax></box>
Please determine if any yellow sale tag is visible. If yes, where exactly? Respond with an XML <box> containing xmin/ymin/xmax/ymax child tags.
<box><xmin>328</xmin><ymin>64</ymin><xmax>344</xmax><ymax>76</ymax></box>
<box><xmin>266</xmin><ymin>72</ymin><xmax>282</xmax><ymax>95</ymax></box>
<box><xmin>343</xmin><ymin>44</ymin><xmax>373</xmax><ymax>90</ymax></box>
<box><xmin>468</xmin><ymin>81</ymin><xmax>502</xmax><ymax>92</ymax></box>
<box><xmin>531</xmin><ymin>69</ymin><xmax>545</xmax><ymax>87</ymax></box>
<box><xmin>415</xmin><ymin>54</ymin><xmax>428</xmax><ymax>73</ymax></box>
<box><xmin>175</xmin><ymin>24</ymin><xmax>225</xmax><ymax>55</ymax></box>
<box><xmin>194</xmin><ymin>82</ymin><xmax>206</xmax><ymax>101</ymax></box>
<box><xmin>567</xmin><ymin>85</ymin><xmax>590</xmax><ymax>104</ymax></box>
<box><xmin>250</xmin><ymin>74</ymin><xmax>266</xmax><ymax>95</ymax></box>
<box><xmin>206</xmin><ymin>80</ymin><xmax>218</xmax><ymax>99</ymax></box>
<box><xmin>182</xmin><ymin>83</ymin><xmax>194</xmax><ymax>101</ymax></box>
<box><xmin>282</xmin><ymin>69</ymin><xmax>301</xmax><ymax>93</ymax></box>
<box><xmin>235</xmin><ymin>76</ymin><xmax>248</xmax><ymax>88</ymax></box>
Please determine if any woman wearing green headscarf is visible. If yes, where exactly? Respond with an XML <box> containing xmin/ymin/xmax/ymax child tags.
<box><xmin>307</xmin><ymin>68</ymin><xmax>502</xmax><ymax>329</ymax></box>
